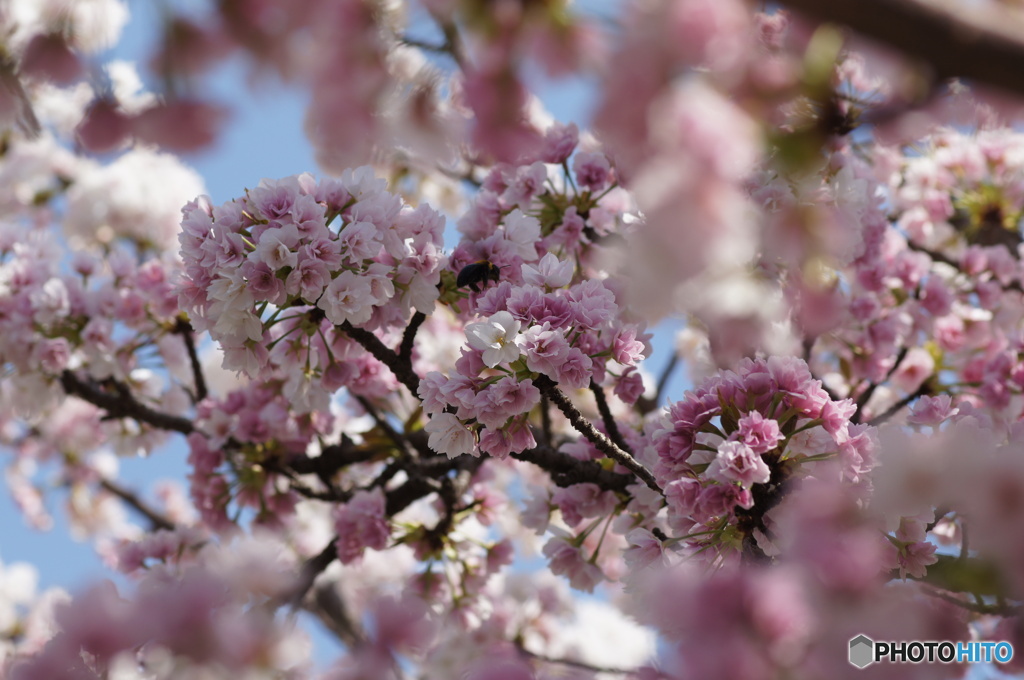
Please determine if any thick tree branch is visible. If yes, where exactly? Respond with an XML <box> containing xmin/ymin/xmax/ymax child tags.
<box><xmin>399</xmin><ymin>311</ymin><xmax>426</xmax><ymax>363</ymax></box>
<box><xmin>286</xmin><ymin>435</ymin><xmax>379</xmax><ymax>477</ymax></box>
<box><xmin>511</xmin><ymin>445</ymin><xmax>634</xmax><ymax>492</ymax></box>
<box><xmin>780</xmin><ymin>0</ymin><xmax>1024</xmax><ymax>99</ymax></box>
<box><xmin>339</xmin><ymin>321</ymin><xmax>421</xmax><ymax>396</ymax></box>
<box><xmin>534</xmin><ymin>376</ymin><xmax>661</xmax><ymax>494</ymax></box>
<box><xmin>386</xmin><ymin>454</ymin><xmax>484</xmax><ymax>515</ymax></box>
<box><xmin>540</xmin><ymin>394</ymin><xmax>553</xmax><ymax>447</ymax></box>
<box><xmin>60</xmin><ymin>370</ymin><xmax>195</xmax><ymax>435</ymax></box>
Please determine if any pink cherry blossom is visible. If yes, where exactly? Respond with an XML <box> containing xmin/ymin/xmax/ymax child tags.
<box><xmin>424</xmin><ymin>412</ymin><xmax>477</xmax><ymax>458</ymax></box>
<box><xmin>708</xmin><ymin>440</ymin><xmax>771</xmax><ymax>487</ymax></box>
<box><xmin>334</xmin><ymin>489</ymin><xmax>391</xmax><ymax>564</ymax></box>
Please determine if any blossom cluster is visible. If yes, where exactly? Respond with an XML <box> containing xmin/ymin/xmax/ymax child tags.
<box><xmin>178</xmin><ymin>169</ymin><xmax>446</xmax><ymax>411</ymax></box>
<box><xmin>647</xmin><ymin>356</ymin><xmax>875</xmax><ymax>562</ymax></box>
<box><xmin>450</xmin><ymin>125</ymin><xmax>633</xmax><ymax>297</ymax></box>
<box><xmin>421</xmin><ymin>272</ymin><xmax>648</xmax><ymax>460</ymax></box>
<box><xmin>8</xmin><ymin>547</ymin><xmax>310</xmax><ymax>679</ymax></box>
<box><xmin>416</xmin><ymin>141</ymin><xmax>649</xmax><ymax>459</ymax></box>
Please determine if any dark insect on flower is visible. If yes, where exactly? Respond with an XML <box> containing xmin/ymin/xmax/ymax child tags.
<box><xmin>456</xmin><ymin>260</ymin><xmax>502</xmax><ymax>293</ymax></box>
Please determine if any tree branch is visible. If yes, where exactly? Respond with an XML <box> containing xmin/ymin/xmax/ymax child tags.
<box><xmin>851</xmin><ymin>346</ymin><xmax>908</xmax><ymax>424</ymax></box>
<box><xmin>60</xmin><ymin>370</ymin><xmax>195</xmax><ymax>435</ymax></box>
<box><xmin>589</xmin><ymin>380</ymin><xmax>633</xmax><ymax>455</ymax></box>
<box><xmin>867</xmin><ymin>379</ymin><xmax>932</xmax><ymax>426</ymax></box>
<box><xmin>286</xmin><ymin>435</ymin><xmax>378</xmax><ymax>477</ymax></box>
<box><xmin>339</xmin><ymin>321</ymin><xmax>421</xmax><ymax>396</ymax></box>
<box><xmin>534</xmin><ymin>376</ymin><xmax>661</xmax><ymax>494</ymax></box>
<box><xmin>279</xmin><ymin>453</ymin><xmax>484</xmax><ymax>610</ymax></box>
<box><xmin>907</xmin><ymin>240</ymin><xmax>1024</xmax><ymax>294</ymax></box>
<box><xmin>539</xmin><ymin>394</ymin><xmax>553</xmax><ymax>447</ymax></box>
<box><xmin>99</xmin><ymin>478</ymin><xmax>176</xmax><ymax>531</ymax></box>
<box><xmin>920</xmin><ymin>586</ymin><xmax>1020</xmax><ymax>617</ymax></box>
<box><xmin>511</xmin><ymin>445</ymin><xmax>634</xmax><ymax>492</ymax></box>
<box><xmin>174</xmin><ymin>318</ymin><xmax>208</xmax><ymax>403</ymax></box>
<box><xmin>516</xmin><ymin>644</ymin><xmax>646</xmax><ymax>676</ymax></box>
<box><xmin>354</xmin><ymin>394</ymin><xmax>413</xmax><ymax>457</ymax></box>
<box><xmin>431</xmin><ymin>15</ymin><xmax>468</xmax><ymax>69</ymax></box>
<box><xmin>888</xmin><ymin>554</ymin><xmax>1006</xmax><ymax>597</ymax></box>
<box><xmin>780</xmin><ymin>0</ymin><xmax>1024</xmax><ymax>99</ymax></box>
<box><xmin>399</xmin><ymin>311</ymin><xmax>426</xmax><ymax>364</ymax></box>
<box><xmin>284</xmin><ymin>537</ymin><xmax>339</xmax><ymax>610</ymax></box>
<box><xmin>654</xmin><ymin>351</ymin><xmax>679</xmax><ymax>406</ymax></box>
<box><xmin>307</xmin><ymin>581</ymin><xmax>365</xmax><ymax>649</ymax></box>
<box><xmin>385</xmin><ymin>454</ymin><xmax>484</xmax><ymax>516</ymax></box>
<box><xmin>398</xmin><ymin>36</ymin><xmax>449</xmax><ymax>55</ymax></box>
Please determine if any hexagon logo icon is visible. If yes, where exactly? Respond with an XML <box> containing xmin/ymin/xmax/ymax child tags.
<box><xmin>849</xmin><ymin>634</ymin><xmax>875</xmax><ymax>668</ymax></box>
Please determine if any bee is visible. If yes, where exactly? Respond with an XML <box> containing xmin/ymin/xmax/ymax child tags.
<box><xmin>456</xmin><ymin>260</ymin><xmax>502</xmax><ymax>293</ymax></box>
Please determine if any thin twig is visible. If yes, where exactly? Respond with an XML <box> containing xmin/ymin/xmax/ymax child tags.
<box><xmin>852</xmin><ymin>346</ymin><xmax>908</xmax><ymax>424</ymax></box>
<box><xmin>275</xmin><ymin>469</ymin><xmax>348</xmax><ymax>502</ymax></box>
<box><xmin>398</xmin><ymin>36</ymin><xmax>449</xmax><ymax>55</ymax></box>
<box><xmin>654</xmin><ymin>352</ymin><xmax>679</xmax><ymax>407</ymax></box>
<box><xmin>907</xmin><ymin>240</ymin><xmax>1024</xmax><ymax>293</ymax></box>
<box><xmin>99</xmin><ymin>478</ymin><xmax>176</xmax><ymax>531</ymax></box>
<box><xmin>920</xmin><ymin>586</ymin><xmax>1020</xmax><ymax>617</ymax></box>
<box><xmin>174</xmin><ymin>318</ymin><xmax>208</xmax><ymax>403</ymax></box>
<box><xmin>535</xmin><ymin>376</ymin><xmax>661</xmax><ymax>494</ymax></box>
<box><xmin>516</xmin><ymin>644</ymin><xmax>647</xmax><ymax>677</ymax></box>
<box><xmin>354</xmin><ymin>394</ymin><xmax>411</xmax><ymax>456</ymax></box>
<box><xmin>866</xmin><ymin>380</ymin><xmax>932</xmax><ymax>426</ymax></box>
<box><xmin>589</xmin><ymin>380</ymin><xmax>633</xmax><ymax>454</ymax></box>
